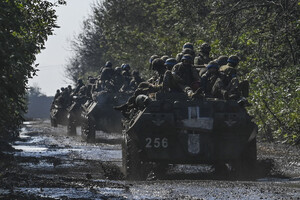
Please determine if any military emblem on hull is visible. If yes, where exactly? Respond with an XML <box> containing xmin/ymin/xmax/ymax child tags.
<box><xmin>152</xmin><ymin>119</ymin><xmax>165</xmax><ymax>126</ymax></box>
<box><xmin>225</xmin><ymin>118</ymin><xmax>237</xmax><ymax>127</ymax></box>
<box><xmin>188</xmin><ymin>133</ymin><xmax>200</xmax><ymax>154</ymax></box>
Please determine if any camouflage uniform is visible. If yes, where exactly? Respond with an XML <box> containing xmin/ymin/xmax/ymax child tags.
<box><xmin>194</xmin><ymin>52</ymin><xmax>212</xmax><ymax>66</ymax></box>
<box><xmin>170</xmin><ymin>54</ymin><xmax>200</xmax><ymax>93</ymax></box>
<box><xmin>218</xmin><ymin>55</ymin><xmax>241</xmax><ymax>99</ymax></box>
<box><xmin>194</xmin><ymin>43</ymin><xmax>212</xmax><ymax>75</ymax></box>
<box><xmin>130</xmin><ymin>70</ymin><xmax>144</xmax><ymax>90</ymax></box>
<box><xmin>199</xmin><ymin>61</ymin><xmax>227</xmax><ymax>99</ymax></box>
<box><xmin>219</xmin><ymin>55</ymin><xmax>239</xmax><ymax>87</ymax></box>
<box><xmin>113</xmin><ymin>67</ymin><xmax>125</xmax><ymax>91</ymax></box>
<box><xmin>73</xmin><ymin>79</ymin><xmax>84</xmax><ymax>96</ymax></box>
<box><xmin>148</xmin><ymin>58</ymin><xmax>166</xmax><ymax>86</ymax></box>
<box><xmin>120</xmin><ymin>64</ymin><xmax>132</xmax><ymax>91</ymax></box>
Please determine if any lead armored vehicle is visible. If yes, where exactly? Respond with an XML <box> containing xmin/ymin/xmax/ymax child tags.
<box><xmin>122</xmin><ymin>92</ymin><xmax>257</xmax><ymax>180</ymax></box>
<box><xmin>81</xmin><ymin>91</ymin><xmax>132</xmax><ymax>142</ymax></box>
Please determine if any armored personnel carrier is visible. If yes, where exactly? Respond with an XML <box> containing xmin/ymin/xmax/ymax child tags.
<box><xmin>50</xmin><ymin>104</ymin><xmax>68</xmax><ymax>127</ymax></box>
<box><xmin>66</xmin><ymin>96</ymin><xmax>87</xmax><ymax>135</ymax></box>
<box><xmin>81</xmin><ymin>91</ymin><xmax>132</xmax><ymax>142</ymax></box>
<box><xmin>122</xmin><ymin>92</ymin><xmax>257</xmax><ymax>180</ymax></box>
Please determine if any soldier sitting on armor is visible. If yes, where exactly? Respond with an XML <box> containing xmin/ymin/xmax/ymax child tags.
<box><xmin>97</xmin><ymin>61</ymin><xmax>115</xmax><ymax>92</ymax></box>
<box><xmin>114</xmin><ymin>58</ymin><xmax>167</xmax><ymax>117</ymax></box>
<box><xmin>219</xmin><ymin>55</ymin><xmax>242</xmax><ymax>100</ymax></box>
<box><xmin>56</xmin><ymin>87</ymin><xmax>70</xmax><ymax>109</ymax></box>
<box><xmin>195</xmin><ymin>60</ymin><xmax>228</xmax><ymax>99</ymax></box>
<box><xmin>148</xmin><ymin>54</ymin><xmax>160</xmax><ymax>70</ymax></box>
<box><xmin>72</xmin><ymin>79</ymin><xmax>84</xmax><ymax>96</ymax></box>
<box><xmin>51</xmin><ymin>89</ymin><xmax>61</xmax><ymax>109</ymax></box>
<box><xmin>194</xmin><ymin>42</ymin><xmax>212</xmax><ymax>66</ymax></box>
<box><xmin>199</xmin><ymin>55</ymin><xmax>229</xmax><ymax>77</ymax></box>
<box><xmin>112</xmin><ymin>66</ymin><xmax>125</xmax><ymax>92</ymax></box>
<box><xmin>194</xmin><ymin>43</ymin><xmax>213</xmax><ymax>76</ymax></box>
<box><xmin>167</xmin><ymin>54</ymin><xmax>200</xmax><ymax>96</ymax></box>
<box><xmin>120</xmin><ymin>64</ymin><xmax>132</xmax><ymax>92</ymax></box>
<box><xmin>129</xmin><ymin>70</ymin><xmax>144</xmax><ymax>91</ymax></box>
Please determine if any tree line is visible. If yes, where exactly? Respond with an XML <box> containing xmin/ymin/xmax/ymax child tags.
<box><xmin>0</xmin><ymin>0</ymin><xmax>64</xmax><ymax>139</ymax></box>
<box><xmin>66</xmin><ymin>0</ymin><xmax>300</xmax><ymax>145</ymax></box>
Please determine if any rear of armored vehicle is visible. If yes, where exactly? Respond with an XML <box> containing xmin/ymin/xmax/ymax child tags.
<box><xmin>123</xmin><ymin>93</ymin><xmax>257</xmax><ymax>179</ymax></box>
<box><xmin>50</xmin><ymin>104</ymin><xmax>68</xmax><ymax>127</ymax></box>
<box><xmin>81</xmin><ymin>91</ymin><xmax>132</xmax><ymax>142</ymax></box>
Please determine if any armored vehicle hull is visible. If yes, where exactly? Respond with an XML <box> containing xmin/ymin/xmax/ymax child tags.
<box><xmin>50</xmin><ymin>105</ymin><xmax>68</xmax><ymax>127</ymax></box>
<box><xmin>81</xmin><ymin>91</ymin><xmax>131</xmax><ymax>142</ymax></box>
<box><xmin>122</xmin><ymin>92</ymin><xmax>257</xmax><ymax>180</ymax></box>
<box><xmin>67</xmin><ymin>100</ymin><xmax>85</xmax><ymax>136</ymax></box>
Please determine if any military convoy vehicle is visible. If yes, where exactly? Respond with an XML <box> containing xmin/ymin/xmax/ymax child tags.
<box><xmin>122</xmin><ymin>92</ymin><xmax>257</xmax><ymax>180</ymax></box>
<box><xmin>81</xmin><ymin>91</ymin><xmax>132</xmax><ymax>142</ymax></box>
<box><xmin>50</xmin><ymin>104</ymin><xmax>68</xmax><ymax>127</ymax></box>
<box><xmin>66</xmin><ymin>96</ymin><xmax>87</xmax><ymax>136</ymax></box>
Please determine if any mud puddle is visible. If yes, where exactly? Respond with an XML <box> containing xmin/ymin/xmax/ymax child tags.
<box><xmin>1</xmin><ymin>120</ymin><xmax>300</xmax><ymax>199</ymax></box>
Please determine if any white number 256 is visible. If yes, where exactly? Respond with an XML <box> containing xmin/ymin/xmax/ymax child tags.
<box><xmin>145</xmin><ymin>137</ymin><xmax>168</xmax><ymax>148</ymax></box>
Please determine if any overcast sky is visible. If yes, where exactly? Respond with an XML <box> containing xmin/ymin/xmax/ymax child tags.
<box><xmin>28</xmin><ymin>0</ymin><xmax>97</xmax><ymax>96</ymax></box>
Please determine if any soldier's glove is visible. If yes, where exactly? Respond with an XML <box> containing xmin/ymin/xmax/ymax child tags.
<box><xmin>184</xmin><ymin>87</ymin><xmax>194</xmax><ymax>97</ymax></box>
<box><xmin>191</xmin><ymin>88</ymin><xmax>205</xmax><ymax>100</ymax></box>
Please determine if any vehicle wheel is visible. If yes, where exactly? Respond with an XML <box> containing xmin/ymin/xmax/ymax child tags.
<box><xmin>51</xmin><ymin>118</ymin><xmax>57</xmax><ymax>127</ymax></box>
<box><xmin>82</xmin><ymin>116</ymin><xmax>95</xmax><ymax>143</ymax></box>
<box><xmin>122</xmin><ymin>133</ymin><xmax>147</xmax><ymax>180</ymax></box>
<box><xmin>67</xmin><ymin>113</ymin><xmax>76</xmax><ymax>136</ymax></box>
<box><xmin>213</xmin><ymin>162</ymin><xmax>229</xmax><ymax>175</ymax></box>
<box><xmin>232</xmin><ymin>138</ymin><xmax>257</xmax><ymax>177</ymax></box>
<box><xmin>153</xmin><ymin>163</ymin><xmax>169</xmax><ymax>178</ymax></box>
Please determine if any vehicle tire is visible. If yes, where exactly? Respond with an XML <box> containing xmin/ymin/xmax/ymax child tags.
<box><xmin>67</xmin><ymin>112</ymin><xmax>76</xmax><ymax>136</ymax></box>
<box><xmin>213</xmin><ymin>162</ymin><xmax>228</xmax><ymax>175</ymax></box>
<box><xmin>122</xmin><ymin>133</ymin><xmax>147</xmax><ymax>180</ymax></box>
<box><xmin>232</xmin><ymin>138</ymin><xmax>257</xmax><ymax>177</ymax></box>
<box><xmin>153</xmin><ymin>163</ymin><xmax>169</xmax><ymax>178</ymax></box>
<box><xmin>51</xmin><ymin>118</ymin><xmax>57</xmax><ymax>127</ymax></box>
<box><xmin>81</xmin><ymin>116</ymin><xmax>96</xmax><ymax>143</ymax></box>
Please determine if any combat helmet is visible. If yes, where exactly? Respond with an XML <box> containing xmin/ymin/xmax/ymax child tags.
<box><xmin>206</xmin><ymin>60</ymin><xmax>220</xmax><ymax>70</ymax></box>
<box><xmin>183</xmin><ymin>42</ymin><xmax>193</xmax><ymax>50</ymax></box>
<box><xmin>200</xmin><ymin>43</ymin><xmax>211</xmax><ymax>53</ymax></box>
<box><xmin>182</xmin><ymin>48</ymin><xmax>195</xmax><ymax>56</ymax></box>
<box><xmin>165</xmin><ymin>58</ymin><xmax>177</xmax><ymax>70</ymax></box>
<box><xmin>105</xmin><ymin>61</ymin><xmax>112</xmax><ymax>68</ymax></box>
<box><xmin>152</xmin><ymin>58</ymin><xmax>166</xmax><ymax>72</ymax></box>
<box><xmin>115</xmin><ymin>66</ymin><xmax>122</xmax><ymax>72</ymax></box>
<box><xmin>216</xmin><ymin>55</ymin><xmax>228</xmax><ymax>66</ymax></box>
<box><xmin>181</xmin><ymin>54</ymin><xmax>193</xmax><ymax>61</ymax></box>
<box><xmin>122</xmin><ymin>63</ymin><xmax>131</xmax><ymax>71</ymax></box>
<box><xmin>161</xmin><ymin>55</ymin><xmax>169</xmax><ymax>62</ymax></box>
<box><xmin>149</xmin><ymin>54</ymin><xmax>160</xmax><ymax>70</ymax></box>
<box><xmin>227</xmin><ymin>55</ymin><xmax>240</xmax><ymax>66</ymax></box>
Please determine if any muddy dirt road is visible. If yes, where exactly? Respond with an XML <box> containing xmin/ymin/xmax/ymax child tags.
<box><xmin>0</xmin><ymin>120</ymin><xmax>299</xmax><ymax>199</ymax></box>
